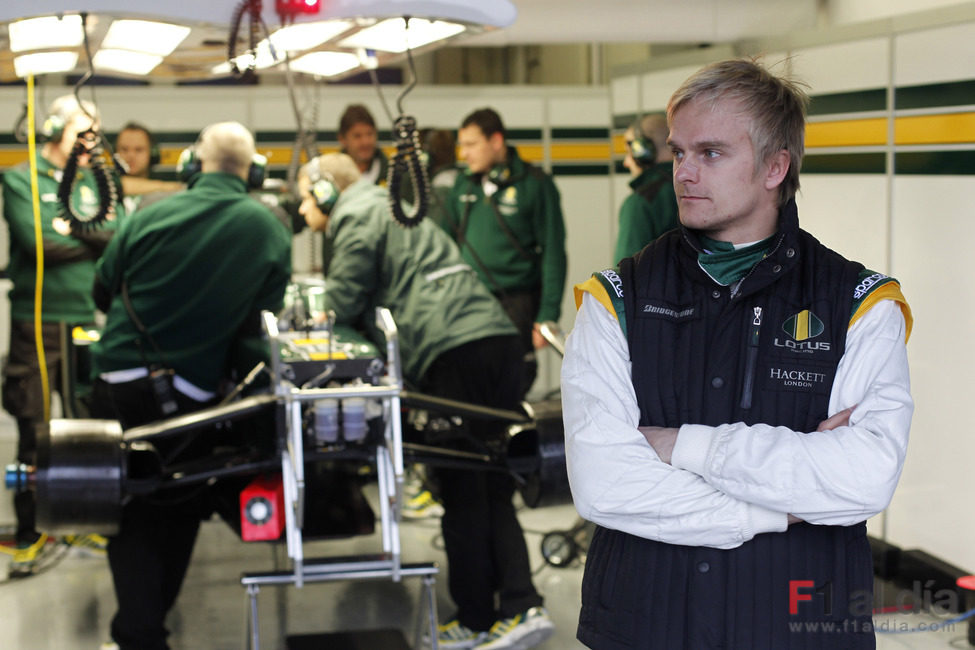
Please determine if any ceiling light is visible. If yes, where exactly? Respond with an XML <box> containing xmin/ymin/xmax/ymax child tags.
<box><xmin>289</xmin><ymin>51</ymin><xmax>360</xmax><ymax>77</ymax></box>
<box><xmin>92</xmin><ymin>49</ymin><xmax>163</xmax><ymax>76</ymax></box>
<box><xmin>338</xmin><ymin>18</ymin><xmax>466</xmax><ymax>53</ymax></box>
<box><xmin>266</xmin><ymin>20</ymin><xmax>354</xmax><ymax>51</ymax></box>
<box><xmin>8</xmin><ymin>15</ymin><xmax>83</xmax><ymax>52</ymax></box>
<box><xmin>213</xmin><ymin>53</ymin><xmax>262</xmax><ymax>75</ymax></box>
<box><xmin>13</xmin><ymin>52</ymin><xmax>79</xmax><ymax>77</ymax></box>
<box><xmin>100</xmin><ymin>19</ymin><xmax>191</xmax><ymax>56</ymax></box>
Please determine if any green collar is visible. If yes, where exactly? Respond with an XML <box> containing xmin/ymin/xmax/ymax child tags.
<box><xmin>190</xmin><ymin>172</ymin><xmax>247</xmax><ymax>193</ymax></box>
<box><xmin>697</xmin><ymin>234</ymin><xmax>776</xmax><ymax>286</ymax></box>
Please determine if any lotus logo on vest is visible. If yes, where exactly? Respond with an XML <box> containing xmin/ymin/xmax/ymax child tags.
<box><xmin>774</xmin><ymin>309</ymin><xmax>830</xmax><ymax>353</ymax></box>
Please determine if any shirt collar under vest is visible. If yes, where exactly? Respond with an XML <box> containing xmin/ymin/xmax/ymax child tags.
<box><xmin>678</xmin><ymin>198</ymin><xmax>802</xmax><ymax>298</ymax></box>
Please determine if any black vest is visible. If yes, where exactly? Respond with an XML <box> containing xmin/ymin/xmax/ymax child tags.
<box><xmin>578</xmin><ymin>201</ymin><xmax>877</xmax><ymax>650</ymax></box>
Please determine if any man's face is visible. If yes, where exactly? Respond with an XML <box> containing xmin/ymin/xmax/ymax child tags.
<box><xmin>668</xmin><ymin>96</ymin><xmax>781</xmax><ymax>243</ymax></box>
<box><xmin>337</xmin><ymin>122</ymin><xmax>377</xmax><ymax>169</ymax></box>
<box><xmin>116</xmin><ymin>128</ymin><xmax>152</xmax><ymax>177</ymax></box>
<box><xmin>622</xmin><ymin>126</ymin><xmax>641</xmax><ymax>178</ymax></box>
<box><xmin>298</xmin><ymin>176</ymin><xmax>330</xmax><ymax>233</ymax></box>
<box><xmin>458</xmin><ymin>124</ymin><xmax>503</xmax><ymax>175</ymax></box>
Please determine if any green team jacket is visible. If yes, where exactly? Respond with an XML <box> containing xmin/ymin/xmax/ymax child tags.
<box><xmin>3</xmin><ymin>156</ymin><xmax>121</xmax><ymax>323</ymax></box>
<box><xmin>614</xmin><ymin>162</ymin><xmax>678</xmax><ymax>264</ymax></box>
<box><xmin>442</xmin><ymin>146</ymin><xmax>567</xmax><ymax>324</ymax></box>
<box><xmin>324</xmin><ymin>181</ymin><xmax>517</xmax><ymax>386</ymax></box>
<box><xmin>91</xmin><ymin>172</ymin><xmax>292</xmax><ymax>392</ymax></box>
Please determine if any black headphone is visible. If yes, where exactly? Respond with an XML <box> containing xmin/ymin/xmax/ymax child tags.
<box><xmin>148</xmin><ymin>139</ymin><xmax>161</xmax><ymax>167</ymax></box>
<box><xmin>627</xmin><ymin>119</ymin><xmax>657</xmax><ymax>167</ymax></box>
<box><xmin>176</xmin><ymin>146</ymin><xmax>267</xmax><ymax>189</ymax></box>
<box><xmin>305</xmin><ymin>164</ymin><xmax>340</xmax><ymax>214</ymax></box>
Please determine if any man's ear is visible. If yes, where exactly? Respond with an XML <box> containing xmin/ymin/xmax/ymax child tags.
<box><xmin>489</xmin><ymin>131</ymin><xmax>506</xmax><ymax>154</ymax></box>
<box><xmin>765</xmin><ymin>149</ymin><xmax>791</xmax><ymax>190</ymax></box>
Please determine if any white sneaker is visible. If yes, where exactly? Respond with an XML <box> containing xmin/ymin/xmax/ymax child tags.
<box><xmin>475</xmin><ymin>607</ymin><xmax>554</xmax><ymax>649</ymax></box>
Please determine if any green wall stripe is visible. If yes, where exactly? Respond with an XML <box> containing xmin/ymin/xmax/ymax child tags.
<box><xmin>505</xmin><ymin>128</ymin><xmax>543</xmax><ymax>140</ymax></box>
<box><xmin>552</xmin><ymin>164</ymin><xmax>611</xmax><ymax>176</ymax></box>
<box><xmin>808</xmin><ymin>89</ymin><xmax>887</xmax><ymax>116</ymax></box>
<box><xmin>895</xmin><ymin>151</ymin><xmax>975</xmax><ymax>175</ymax></box>
<box><xmin>896</xmin><ymin>80</ymin><xmax>975</xmax><ymax>111</ymax></box>
<box><xmin>552</xmin><ymin>127</ymin><xmax>610</xmax><ymax>139</ymax></box>
<box><xmin>801</xmin><ymin>153</ymin><xmax>886</xmax><ymax>174</ymax></box>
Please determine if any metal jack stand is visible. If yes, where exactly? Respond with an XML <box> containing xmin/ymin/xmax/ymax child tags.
<box><xmin>242</xmin><ymin>308</ymin><xmax>439</xmax><ymax>649</ymax></box>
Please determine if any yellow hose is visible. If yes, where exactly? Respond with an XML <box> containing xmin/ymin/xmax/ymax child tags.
<box><xmin>26</xmin><ymin>74</ymin><xmax>51</xmax><ymax>423</ymax></box>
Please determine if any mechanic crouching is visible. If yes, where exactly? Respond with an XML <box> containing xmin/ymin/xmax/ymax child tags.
<box><xmin>87</xmin><ymin>121</ymin><xmax>292</xmax><ymax>650</ymax></box>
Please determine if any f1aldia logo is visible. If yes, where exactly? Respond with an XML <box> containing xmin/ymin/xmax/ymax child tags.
<box><xmin>775</xmin><ymin>310</ymin><xmax>831</xmax><ymax>352</ymax></box>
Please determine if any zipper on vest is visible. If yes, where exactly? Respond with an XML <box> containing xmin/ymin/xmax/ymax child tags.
<box><xmin>740</xmin><ymin>306</ymin><xmax>763</xmax><ymax>409</ymax></box>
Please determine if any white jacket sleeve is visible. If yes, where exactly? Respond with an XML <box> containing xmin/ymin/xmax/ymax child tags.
<box><xmin>562</xmin><ymin>292</ymin><xmax>788</xmax><ymax>549</ymax></box>
<box><xmin>671</xmin><ymin>299</ymin><xmax>912</xmax><ymax>525</ymax></box>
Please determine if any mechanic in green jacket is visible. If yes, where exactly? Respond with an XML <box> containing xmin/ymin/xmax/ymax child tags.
<box><xmin>442</xmin><ymin>108</ymin><xmax>567</xmax><ymax>397</ymax></box>
<box><xmin>88</xmin><ymin>121</ymin><xmax>291</xmax><ymax>650</ymax></box>
<box><xmin>297</xmin><ymin>153</ymin><xmax>555</xmax><ymax>650</ymax></box>
<box><xmin>614</xmin><ymin>114</ymin><xmax>678</xmax><ymax>264</ymax></box>
<box><xmin>1</xmin><ymin>94</ymin><xmax>120</xmax><ymax>577</ymax></box>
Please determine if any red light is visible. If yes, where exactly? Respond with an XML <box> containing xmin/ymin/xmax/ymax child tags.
<box><xmin>275</xmin><ymin>0</ymin><xmax>321</xmax><ymax>16</ymax></box>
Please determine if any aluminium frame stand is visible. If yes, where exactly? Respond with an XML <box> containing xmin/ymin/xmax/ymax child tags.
<box><xmin>242</xmin><ymin>308</ymin><xmax>439</xmax><ymax>650</ymax></box>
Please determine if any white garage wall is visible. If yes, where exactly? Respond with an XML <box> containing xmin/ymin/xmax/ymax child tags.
<box><xmin>609</xmin><ymin>10</ymin><xmax>975</xmax><ymax>572</ymax></box>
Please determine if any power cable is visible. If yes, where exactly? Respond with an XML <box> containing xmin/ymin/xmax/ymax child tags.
<box><xmin>26</xmin><ymin>74</ymin><xmax>51</xmax><ymax>423</ymax></box>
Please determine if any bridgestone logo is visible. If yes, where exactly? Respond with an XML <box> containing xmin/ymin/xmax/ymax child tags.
<box><xmin>853</xmin><ymin>273</ymin><xmax>888</xmax><ymax>300</ymax></box>
<box><xmin>642</xmin><ymin>304</ymin><xmax>695</xmax><ymax>319</ymax></box>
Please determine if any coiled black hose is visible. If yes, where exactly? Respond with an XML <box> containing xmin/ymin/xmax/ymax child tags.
<box><xmin>57</xmin><ymin>131</ymin><xmax>117</xmax><ymax>232</ymax></box>
<box><xmin>387</xmin><ymin>115</ymin><xmax>430</xmax><ymax>228</ymax></box>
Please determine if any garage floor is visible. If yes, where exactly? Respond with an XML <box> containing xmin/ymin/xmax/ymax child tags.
<box><xmin>0</xmin><ymin>411</ymin><xmax>971</xmax><ymax>650</ymax></box>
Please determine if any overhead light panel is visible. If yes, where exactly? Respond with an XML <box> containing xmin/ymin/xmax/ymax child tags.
<box><xmin>266</xmin><ymin>20</ymin><xmax>353</xmax><ymax>52</ymax></box>
<box><xmin>100</xmin><ymin>19</ymin><xmax>191</xmax><ymax>57</ymax></box>
<box><xmin>289</xmin><ymin>51</ymin><xmax>360</xmax><ymax>77</ymax></box>
<box><xmin>338</xmin><ymin>18</ymin><xmax>466</xmax><ymax>53</ymax></box>
<box><xmin>222</xmin><ymin>20</ymin><xmax>354</xmax><ymax>72</ymax></box>
<box><xmin>13</xmin><ymin>52</ymin><xmax>79</xmax><ymax>78</ymax></box>
<box><xmin>92</xmin><ymin>49</ymin><xmax>163</xmax><ymax>76</ymax></box>
<box><xmin>9</xmin><ymin>15</ymin><xmax>84</xmax><ymax>52</ymax></box>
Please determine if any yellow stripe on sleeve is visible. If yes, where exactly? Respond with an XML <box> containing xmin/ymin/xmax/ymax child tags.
<box><xmin>850</xmin><ymin>282</ymin><xmax>913</xmax><ymax>343</ymax></box>
<box><xmin>574</xmin><ymin>277</ymin><xmax>618</xmax><ymax>321</ymax></box>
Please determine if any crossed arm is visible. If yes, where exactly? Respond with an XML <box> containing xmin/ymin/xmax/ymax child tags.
<box><xmin>561</xmin><ymin>292</ymin><xmax>912</xmax><ymax>549</ymax></box>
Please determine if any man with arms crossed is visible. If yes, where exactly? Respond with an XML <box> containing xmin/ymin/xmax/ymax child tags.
<box><xmin>563</xmin><ymin>59</ymin><xmax>912</xmax><ymax>649</ymax></box>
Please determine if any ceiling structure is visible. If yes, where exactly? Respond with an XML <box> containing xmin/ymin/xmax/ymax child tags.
<box><xmin>0</xmin><ymin>0</ymin><xmax>516</xmax><ymax>82</ymax></box>
<box><xmin>0</xmin><ymin>0</ymin><xmax>825</xmax><ymax>83</ymax></box>
<box><xmin>464</xmin><ymin>0</ymin><xmax>822</xmax><ymax>46</ymax></box>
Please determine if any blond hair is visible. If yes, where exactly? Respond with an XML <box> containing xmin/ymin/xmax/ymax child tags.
<box><xmin>667</xmin><ymin>58</ymin><xmax>809</xmax><ymax>206</ymax></box>
<box><xmin>301</xmin><ymin>153</ymin><xmax>361</xmax><ymax>192</ymax></box>
<box><xmin>196</xmin><ymin>121</ymin><xmax>256</xmax><ymax>178</ymax></box>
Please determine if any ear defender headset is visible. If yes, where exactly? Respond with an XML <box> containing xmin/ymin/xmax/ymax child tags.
<box><xmin>40</xmin><ymin>113</ymin><xmax>67</xmax><ymax>142</ymax></box>
<box><xmin>176</xmin><ymin>146</ymin><xmax>267</xmax><ymax>190</ymax></box>
<box><xmin>148</xmin><ymin>138</ymin><xmax>161</xmax><ymax>167</ymax></box>
<box><xmin>176</xmin><ymin>146</ymin><xmax>200</xmax><ymax>184</ymax></box>
<box><xmin>305</xmin><ymin>164</ymin><xmax>340</xmax><ymax>214</ymax></box>
<box><xmin>627</xmin><ymin>119</ymin><xmax>657</xmax><ymax>167</ymax></box>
